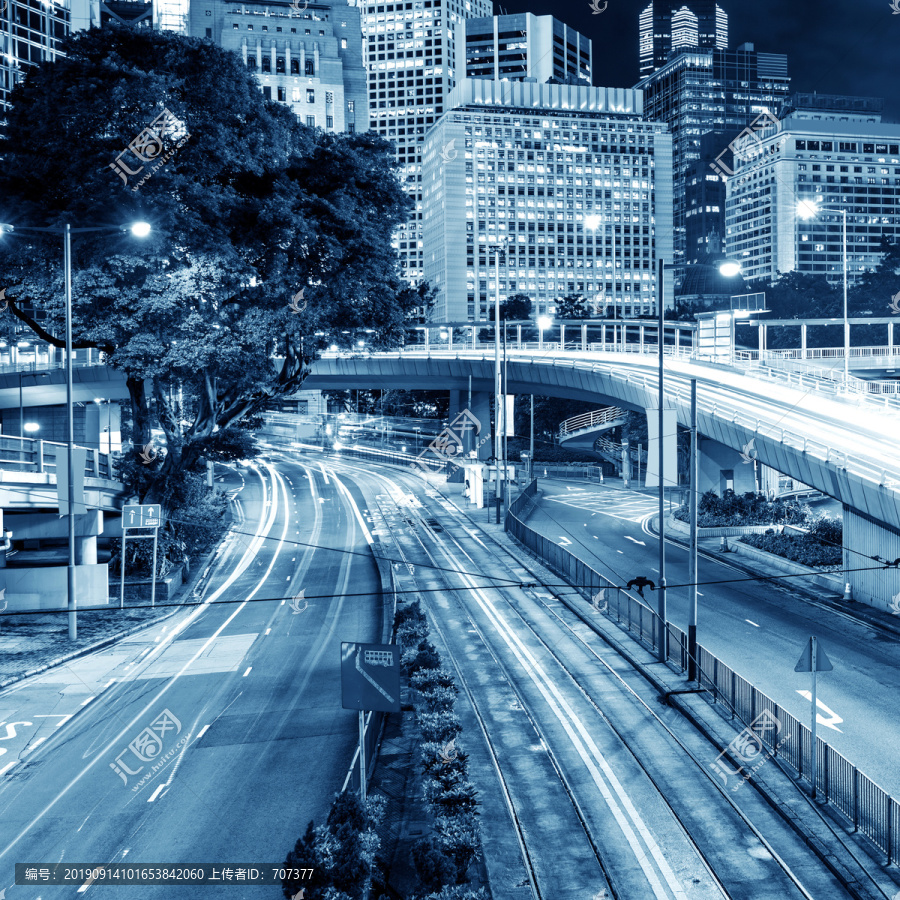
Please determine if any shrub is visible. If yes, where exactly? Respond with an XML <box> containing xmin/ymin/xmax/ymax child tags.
<box><xmin>410</xmin><ymin>669</ymin><xmax>457</xmax><ymax>694</ymax></box>
<box><xmin>402</xmin><ymin>640</ymin><xmax>442</xmax><ymax>676</ymax></box>
<box><xmin>421</xmin><ymin>888</ymin><xmax>489</xmax><ymax>900</ymax></box>
<box><xmin>416</xmin><ymin>710</ymin><xmax>462</xmax><ymax>744</ymax></box>
<box><xmin>435</xmin><ymin>815</ymin><xmax>481</xmax><ymax>884</ymax></box>
<box><xmin>397</xmin><ymin>619</ymin><xmax>430</xmax><ymax>651</ymax></box>
<box><xmin>418</xmin><ymin>686</ymin><xmax>458</xmax><ymax>713</ymax></box>
<box><xmin>740</xmin><ymin>532</ymin><xmax>843</xmax><ymax>567</ymax></box>
<box><xmin>395</xmin><ymin>600</ymin><xmax>427</xmax><ymax>631</ymax></box>
<box><xmin>674</xmin><ymin>489</ymin><xmax>811</xmax><ymax>528</ymax></box>
<box><xmin>411</xmin><ymin>837</ymin><xmax>456</xmax><ymax>893</ymax></box>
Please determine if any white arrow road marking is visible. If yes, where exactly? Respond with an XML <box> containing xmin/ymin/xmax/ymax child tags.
<box><xmin>796</xmin><ymin>691</ymin><xmax>843</xmax><ymax>732</ymax></box>
<box><xmin>625</xmin><ymin>536</ymin><xmax>646</xmax><ymax>546</ymax></box>
<box><xmin>559</xmin><ymin>536</ymin><xmax>572</xmax><ymax>546</ymax></box>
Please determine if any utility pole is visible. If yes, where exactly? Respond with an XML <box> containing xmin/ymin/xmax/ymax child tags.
<box><xmin>656</xmin><ymin>257</ymin><xmax>667</xmax><ymax>663</ymax></box>
<box><xmin>688</xmin><ymin>378</ymin><xmax>698</xmax><ymax>680</ymax></box>
<box><xmin>529</xmin><ymin>394</ymin><xmax>534</xmax><ymax>482</ymax></box>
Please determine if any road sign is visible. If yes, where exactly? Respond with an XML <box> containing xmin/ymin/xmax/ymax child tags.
<box><xmin>794</xmin><ymin>636</ymin><xmax>832</xmax><ymax>801</ymax></box>
<box><xmin>794</xmin><ymin>638</ymin><xmax>833</xmax><ymax>673</ymax></box>
<box><xmin>341</xmin><ymin>642</ymin><xmax>400</xmax><ymax>714</ymax></box>
<box><xmin>122</xmin><ymin>504</ymin><xmax>162</xmax><ymax>529</ymax></box>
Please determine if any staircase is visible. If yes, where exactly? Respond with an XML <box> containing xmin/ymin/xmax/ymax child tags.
<box><xmin>557</xmin><ymin>407</ymin><xmax>627</xmax><ymax>458</ymax></box>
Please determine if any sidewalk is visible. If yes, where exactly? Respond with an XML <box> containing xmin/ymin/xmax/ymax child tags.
<box><xmin>0</xmin><ymin>532</ymin><xmax>227</xmax><ymax>690</ymax></box>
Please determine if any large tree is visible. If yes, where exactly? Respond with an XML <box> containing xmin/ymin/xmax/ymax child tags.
<box><xmin>0</xmin><ymin>25</ymin><xmax>415</xmax><ymax>490</ymax></box>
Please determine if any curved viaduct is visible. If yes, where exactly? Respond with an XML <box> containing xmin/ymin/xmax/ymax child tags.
<box><xmin>304</xmin><ymin>349</ymin><xmax>900</xmax><ymax>612</ymax></box>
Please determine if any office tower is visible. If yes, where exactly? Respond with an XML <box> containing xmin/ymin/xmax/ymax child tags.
<box><xmin>190</xmin><ymin>0</ymin><xmax>367</xmax><ymax>131</ymax></box>
<box><xmin>725</xmin><ymin>98</ymin><xmax>898</xmax><ymax>285</ymax></box>
<box><xmin>360</xmin><ymin>0</ymin><xmax>492</xmax><ymax>288</ymax></box>
<box><xmin>465</xmin><ymin>13</ymin><xmax>591</xmax><ymax>86</ymax></box>
<box><xmin>421</xmin><ymin>80</ymin><xmax>673</xmax><ymax>322</ymax></box>
<box><xmin>637</xmin><ymin>43</ymin><xmax>790</xmax><ymax>278</ymax></box>
<box><xmin>638</xmin><ymin>0</ymin><xmax>727</xmax><ymax>78</ymax></box>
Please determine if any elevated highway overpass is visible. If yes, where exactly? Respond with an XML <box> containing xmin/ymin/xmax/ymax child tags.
<box><xmin>304</xmin><ymin>347</ymin><xmax>900</xmax><ymax>612</ymax></box>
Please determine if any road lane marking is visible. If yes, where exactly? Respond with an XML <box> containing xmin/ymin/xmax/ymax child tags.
<box><xmin>147</xmin><ymin>784</ymin><xmax>165</xmax><ymax>803</ymax></box>
<box><xmin>242</xmin><ymin>667</ymin><xmax>252</xmax><ymax>677</ymax></box>
<box><xmin>196</xmin><ymin>725</ymin><xmax>210</xmax><ymax>740</ymax></box>
<box><xmin>745</xmin><ymin>619</ymin><xmax>759</xmax><ymax>627</ymax></box>
<box><xmin>0</xmin><ymin>761</ymin><xmax>16</xmax><ymax>775</ymax></box>
<box><xmin>79</xmin><ymin>697</ymin><xmax>95</xmax><ymax>707</ymax></box>
<box><xmin>796</xmin><ymin>691</ymin><xmax>844</xmax><ymax>732</ymax></box>
<box><xmin>625</xmin><ymin>536</ymin><xmax>646</xmax><ymax>546</ymax></box>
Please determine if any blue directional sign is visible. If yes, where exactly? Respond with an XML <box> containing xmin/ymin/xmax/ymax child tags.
<box><xmin>123</xmin><ymin>504</ymin><xmax>162</xmax><ymax>528</ymax></box>
<box><xmin>340</xmin><ymin>642</ymin><xmax>400</xmax><ymax>713</ymax></box>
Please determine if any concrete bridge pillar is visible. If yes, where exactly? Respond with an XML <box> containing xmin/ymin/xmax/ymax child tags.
<box><xmin>696</xmin><ymin>437</ymin><xmax>757</xmax><ymax>496</ymax></box>
<box><xmin>448</xmin><ymin>390</ymin><xmax>491</xmax><ymax>460</ymax></box>
<box><xmin>843</xmin><ymin>508</ymin><xmax>900</xmax><ymax>612</ymax></box>
<box><xmin>76</xmin><ymin>534</ymin><xmax>98</xmax><ymax>566</ymax></box>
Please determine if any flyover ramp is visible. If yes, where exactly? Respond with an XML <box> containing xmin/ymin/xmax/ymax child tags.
<box><xmin>304</xmin><ymin>349</ymin><xmax>900</xmax><ymax>610</ymax></box>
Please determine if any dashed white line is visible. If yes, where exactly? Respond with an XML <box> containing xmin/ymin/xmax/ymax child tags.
<box><xmin>79</xmin><ymin>696</ymin><xmax>95</xmax><ymax>707</ymax></box>
<box><xmin>242</xmin><ymin>667</ymin><xmax>252</xmax><ymax>677</ymax></box>
<box><xmin>0</xmin><ymin>760</ymin><xmax>17</xmax><ymax>775</ymax></box>
<box><xmin>147</xmin><ymin>784</ymin><xmax>166</xmax><ymax>803</ymax></box>
<box><xmin>196</xmin><ymin>725</ymin><xmax>210</xmax><ymax>740</ymax></box>
<box><xmin>745</xmin><ymin>619</ymin><xmax>759</xmax><ymax>627</ymax></box>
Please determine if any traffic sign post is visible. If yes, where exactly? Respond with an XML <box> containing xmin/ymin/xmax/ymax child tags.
<box><xmin>794</xmin><ymin>636</ymin><xmax>833</xmax><ymax>799</ymax></box>
<box><xmin>120</xmin><ymin>504</ymin><xmax>164</xmax><ymax>609</ymax></box>
<box><xmin>341</xmin><ymin>642</ymin><xmax>400</xmax><ymax>804</ymax></box>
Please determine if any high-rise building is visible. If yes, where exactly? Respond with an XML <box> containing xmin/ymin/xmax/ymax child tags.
<box><xmin>638</xmin><ymin>0</ymin><xmax>727</xmax><ymax>77</ymax></box>
<box><xmin>360</xmin><ymin>0</ymin><xmax>492</xmax><ymax>287</ymax></box>
<box><xmin>636</xmin><ymin>43</ymin><xmax>790</xmax><ymax>279</ymax></box>
<box><xmin>725</xmin><ymin>103</ymin><xmax>899</xmax><ymax>284</ymax></box>
<box><xmin>2</xmin><ymin>0</ymin><xmax>195</xmax><ymax>114</ymax></box>
<box><xmin>421</xmin><ymin>79</ymin><xmax>673</xmax><ymax>322</ymax></box>
<box><xmin>464</xmin><ymin>14</ymin><xmax>591</xmax><ymax>86</ymax></box>
<box><xmin>189</xmin><ymin>0</ymin><xmax>367</xmax><ymax>132</ymax></box>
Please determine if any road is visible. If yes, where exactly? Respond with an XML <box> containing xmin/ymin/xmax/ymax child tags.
<box><xmin>525</xmin><ymin>478</ymin><xmax>900</xmax><ymax>799</ymax></box>
<box><xmin>0</xmin><ymin>457</ymin><xmax>382</xmax><ymax>898</ymax></box>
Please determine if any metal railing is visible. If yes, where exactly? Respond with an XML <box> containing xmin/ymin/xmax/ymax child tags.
<box><xmin>534</xmin><ymin>463</ymin><xmax>605</xmax><ymax>482</ymax></box>
<box><xmin>558</xmin><ymin>406</ymin><xmax>625</xmax><ymax>440</ymax></box>
<box><xmin>505</xmin><ymin>482</ymin><xmax>900</xmax><ymax>865</ymax></box>
<box><xmin>0</xmin><ymin>435</ymin><xmax>114</xmax><ymax>480</ymax></box>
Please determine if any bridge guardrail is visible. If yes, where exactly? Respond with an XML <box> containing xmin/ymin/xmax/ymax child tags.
<box><xmin>0</xmin><ymin>435</ymin><xmax>114</xmax><ymax>480</ymax></box>
<box><xmin>506</xmin><ymin>480</ymin><xmax>900</xmax><ymax>866</ymax></box>
<box><xmin>558</xmin><ymin>406</ymin><xmax>625</xmax><ymax>440</ymax></box>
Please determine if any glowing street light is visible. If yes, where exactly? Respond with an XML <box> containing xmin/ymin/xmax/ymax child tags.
<box><xmin>796</xmin><ymin>199</ymin><xmax>849</xmax><ymax>384</ymax></box>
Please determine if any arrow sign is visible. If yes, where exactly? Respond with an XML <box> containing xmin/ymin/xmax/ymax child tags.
<box><xmin>794</xmin><ymin>638</ymin><xmax>833</xmax><ymax>672</ymax></box>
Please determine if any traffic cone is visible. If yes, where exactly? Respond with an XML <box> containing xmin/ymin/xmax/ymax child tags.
<box><xmin>843</xmin><ymin>582</ymin><xmax>853</xmax><ymax>602</ymax></box>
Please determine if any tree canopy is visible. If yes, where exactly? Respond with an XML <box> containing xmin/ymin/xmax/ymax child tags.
<box><xmin>0</xmin><ymin>24</ymin><xmax>415</xmax><ymax>486</ymax></box>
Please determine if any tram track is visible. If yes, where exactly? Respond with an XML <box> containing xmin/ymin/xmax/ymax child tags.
<box><xmin>325</xmin><ymin>459</ymin><xmax>828</xmax><ymax>900</ymax></box>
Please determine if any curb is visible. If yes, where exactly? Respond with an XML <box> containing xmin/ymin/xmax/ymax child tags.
<box><xmin>0</xmin><ymin>527</ymin><xmax>229</xmax><ymax>692</ymax></box>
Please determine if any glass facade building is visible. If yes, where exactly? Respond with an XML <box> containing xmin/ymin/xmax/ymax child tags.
<box><xmin>421</xmin><ymin>80</ymin><xmax>673</xmax><ymax>322</ymax></box>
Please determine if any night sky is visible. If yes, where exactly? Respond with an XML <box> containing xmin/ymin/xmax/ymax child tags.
<box><xmin>492</xmin><ymin>0</ymin><xmax>900</xmax><ymax>122</ymax></box>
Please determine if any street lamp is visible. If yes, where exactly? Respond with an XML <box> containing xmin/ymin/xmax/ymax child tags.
<box><xmin>489</xmin><ymin>237</ymin><xmax>508</xmax><ymax>523</ymax></box>
<box><xmin>537</xmin><ymin>315</ymin><xmax>552</xmax><ymax>351</ymax></box>
<box><xmin>18</xmin><ymin>371</ymin><xmax>50</xmax><ymax>445</ymax></box>
<box><xmin>796</xmin><ymin>199</ymin><xmax>849</xmax><ymax>384</ymax></box>
<box><xmin>0</xmin><ymin>220</ymin><xmax>151</xmax><ymax>640</ymax></box>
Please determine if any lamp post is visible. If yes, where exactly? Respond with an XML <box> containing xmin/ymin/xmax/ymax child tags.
<box><xmin>18</xmin><ymin>371</ymin><xmax>49</xmax><ymax>456</ymax></box>
<box><xmin>797</xmin><ymin>200</ymin><xmax>849</xmax><ymax>384</ymax></box>
<box><xmin>0</xmin><ymin>221</ymin><xmax>151</xmax><ymax>640</ymax></box>
<box><xmin>656</xmin><ymin>258</ymin><xmax>668</xmax><ymax>663</ymax></box>
<box><xmin>537</xmin><ymin>315</ymin><xmax>552</xmax><ymax>352</ymax></box>
<box><xmin>489</xmin><ymin>238</ymin><xmax>507</xmax><ymax>522</ymax></box>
